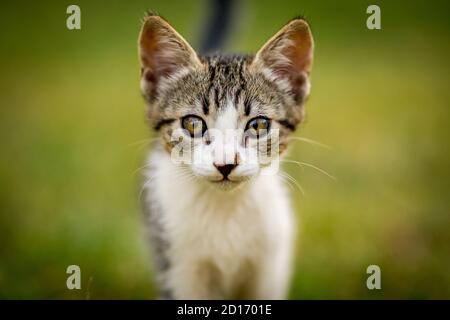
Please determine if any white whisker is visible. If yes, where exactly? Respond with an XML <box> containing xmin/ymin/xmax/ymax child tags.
<box><xmin>138</xmin><ymin>174</ymin><xmax>159</xmax><ymax>203</ymax></box>
<box><xmin>282</xmin><ymin>159</ymin><xmax>336</xmax><ymax>181</ymax></box>
<box><xmin>278</xmin><ymin>174</ymin><xmax>294</xmax><ymax>191</ymax></box>
<box><xmin>289</xmin><ymin>136</ymin><xmax>331</xmax><ymax>149</ymax></box>
<box><xmin>127</xmin><ymin>137</ymin><xmax>160</xmax><ymax>150</ymax></box>
<box><xmin>132</xmin><ymin>163</ymin><xmax>154</xmax><ymax>177</ymax></box>
<box><xmin>279</xmin><ymin>171</ymin><xmax>305</xmax><ymax>196</ymax></box>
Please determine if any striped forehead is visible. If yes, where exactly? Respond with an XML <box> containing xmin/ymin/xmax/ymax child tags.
<box><xmin>202</xmin><ymin>54</ymin><xmax>248</xmax><ymax>114</ymax></box>
<box><xmin>214</xmin><ymin>100</ymin><xmax>239</xmax><ymax>131</ymax></box>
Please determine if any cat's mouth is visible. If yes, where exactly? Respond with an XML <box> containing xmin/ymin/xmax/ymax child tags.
<box><xmin>213</xmin><ymin>177</ymin><xmax>239</xmax><ymax>184</ymax></box>
<box><xmin>210</xmin><ymin>178</ymin><xmax>243</xmax><ymax>191</ymax></box>
<box><xmin>210</xmin><ymin>175</ymin><xmax>252</xmax><ymax>189</ymax></box>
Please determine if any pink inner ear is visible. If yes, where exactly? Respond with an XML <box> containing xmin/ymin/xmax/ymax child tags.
<box><xmin>139</xmin><ymin>16</ymin><xmax>200</xmax><ymax>86</ymax></box>
<box><xmin>140</xmin><ymin>20</ymin><xmax>180</xmax><ymax>81</ymax></box>
<box><xmin>255</xmin><ymin>22</ymin><xmax>313</xmax><ymax>104</ymax></box>
<box><xmin>149</xmin><ymin>52</ymin><xmax>177</xmax><ymax>79</ymax></box>
<box><xmin>282</xmin><ymin>31</ymin><xmax>313</xmax><ymax>75</ymax></box>
<box><xmin>258</xmin><ymin>21</ymin><xmax>313</xmax><ymax>102</ymax></box>
<box><xmin>140</xmin><ymin>30</ymin><xmax>159</xmax><ymax>75</ymax></box>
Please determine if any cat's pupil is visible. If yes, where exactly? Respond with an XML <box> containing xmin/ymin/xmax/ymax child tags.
<box><xmin>244</xmin><ymin>117</ymin><xmax>270</xmax><ymax>139</ymax></box>
<box><xmin>182</xmin><ymin>115</ymin><xmax>207</xmax><ymax>138</ymax></box>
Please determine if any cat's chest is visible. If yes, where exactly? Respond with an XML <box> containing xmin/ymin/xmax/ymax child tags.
<box><xmin>156</xmin><ymin>179</ymin><xmax>276</xmax><ymax>258</ymax></box>
<box><xmin>163</xmin><ymin>185</ymin><xmax>267</xmax><ymax>241</ymax></box>
<box><xmin>165</xmin><ymin>194</ymin><xmax>269</xmax><ymax>278</ymax></box>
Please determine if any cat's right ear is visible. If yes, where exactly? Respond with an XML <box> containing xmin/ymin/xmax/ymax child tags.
<box><xmin>251</xmin><ymin>18</ymin><xmax>314</xmax><ymax>105</ymax></box>
<box><xmin>138</xmin><ymin>14</ymin><xmax>202</xmax><ymax>100</ymax></box>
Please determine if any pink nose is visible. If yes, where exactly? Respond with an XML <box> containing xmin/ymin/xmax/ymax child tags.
<box><xmin>214</xmin><ymin>164</ymin><xmax>237</xmax><ymax>179</ymax></box>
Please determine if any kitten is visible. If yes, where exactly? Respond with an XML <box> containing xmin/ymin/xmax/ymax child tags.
<box><xmin>138</xmin><ymin>13</ymin><xmax>313</xmax><ymax>299</ymax></box>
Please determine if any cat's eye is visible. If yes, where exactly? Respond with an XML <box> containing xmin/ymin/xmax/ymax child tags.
<box><xmin>245</xmin><ymin>117</ymin><xmax>271</xmax><ymax>138</ymax></box>
<box><xmin>181</xmin><ymin>115</ymin><xmax>207</xmax><ymax>138</ymax></box>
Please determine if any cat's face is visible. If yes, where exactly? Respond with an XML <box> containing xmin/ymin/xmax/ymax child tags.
<box><xmin>138</xmin><ymin>14</ymin><xmax>313</xmax><ymax>188</ymax></box>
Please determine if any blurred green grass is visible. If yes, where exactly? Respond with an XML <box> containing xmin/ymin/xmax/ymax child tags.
<box><xmin>0</xmin><ymin>0</ymin><xmax>449</xmax><ymax>299</ymax></box>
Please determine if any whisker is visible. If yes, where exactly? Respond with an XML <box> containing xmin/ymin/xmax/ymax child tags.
<box><xmin>298</xmin><ymin>161</ymin><xmax>336</xmax><ymax>181</ymax></box>
<box><xmin>132</xmin><ymin>163</ymin><xmax>154</xmax><ymax>177</ymax></box>
<box><xmin>138</xmin><ymin>174</ymin><xmax>159</xmax><ymax>203</ymax></box>
<box><xmin>127</xmin><ymin>137</ymin><xmax>160</xmax><ymax>150</ymax></box>
<box><xmin>279</xmin><ymin>171</ymin><xmax>305</xmax><ymax>196</ymax></box>
<box><xmin>139</xmin><ymin>169</ymin><xmax>195</xmax><ymax>202</ymax></box>
<box><xmin>177</xmin><ymin>172</ymin><xmax>197</xmax><ymax>185</ymax></box>
<box><xmin>282</xmin><ymin>159</ymin><xmax>336</xmax><ymax>181</ymax></box>
<box><xmin>278</xmin><ymin>174</ymin><xmax>294</xmax><ymax>191</ymax></box>
<box><xmin>289</xmin><ymin>136</ymin><xmax>331</xmax><ymax>150</ymax></box>
<box><xmin>281</xmin><ymin>159</ymin><xmax>305</xmax><ymax>173</ymax></box>
<box><xmin>174</xmin><ymin>165</ymin><xmax>201</xmax><ymax>185</ymax></box>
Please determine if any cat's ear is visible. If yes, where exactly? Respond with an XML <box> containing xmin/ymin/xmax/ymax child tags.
<box><xmin>138</xmin><ymin>14</ymin><xmax>202</xmax><ymax>100</ymax></box>
<box><xmin>251</xmin><ymin>18</ymin><xmax>314</xmax><ymax>104</ymax></box>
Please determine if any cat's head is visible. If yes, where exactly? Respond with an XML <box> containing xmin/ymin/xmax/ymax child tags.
<box><xmin>138</xmin><ymin>14</ymin><xmax>313</xmax><ymax>189</ymax></box>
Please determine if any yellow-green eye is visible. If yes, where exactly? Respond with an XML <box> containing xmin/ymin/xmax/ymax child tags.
<box><xmin>245</xmin><ymin>117</ymin><xmax>271</xmax><ymax>138</ymax></box>
<box><xmin>182</xmin><ymin>115</ymin><xmax>207</xmax><ymax>138</ymax></box>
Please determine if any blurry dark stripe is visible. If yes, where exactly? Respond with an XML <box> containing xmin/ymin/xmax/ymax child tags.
<box><xmin>234</xmin><ymin>87</ymin><xmax>241</xmax><ymax>106</ymax></box>
<box><xmin>154</xmin><ymin>118</ymin><xmax>175</xmax><ymax>131</ymax></box>
<box><xmin>277</xmin><ymin>119</ymin><xmax>296</xmax><ymax>131</ymax></box>
<box><xmin>199</xmin><ymin>0</ymin><xmax>236</xmax><ymax>54</ymax></box>
<box><xmin>214</xmin><ymin>88</ymin><xmax>220</xmax><ymax>109</ymax></box>
<box><xmin>244</xmin><ymin>96</ymin><xmax>251</xmax><ymax>116</ymax></box>
<box><xmin>202</xmin><ymin>95</ymin><xmax>209</xmax><ymax>115</ymax></box>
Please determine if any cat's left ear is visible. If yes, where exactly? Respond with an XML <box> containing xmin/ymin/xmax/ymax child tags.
<box><xmin>138</xmin><ymin>14</ymin><xmax>202</xmax><ymax>100</ymax></box>
<box><xmin>251</xmin><ymin>18</ymin><xmax>314</xmax><ymax>104</ymax></box>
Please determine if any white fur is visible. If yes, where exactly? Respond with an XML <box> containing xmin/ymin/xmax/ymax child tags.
<box><xmin>143</xmin><ymin>148</ymin><xmax>295</xmax><ymax>299</ymax></box>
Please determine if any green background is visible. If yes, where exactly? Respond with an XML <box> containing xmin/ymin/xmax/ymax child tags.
<box><xmin>0</xmin><ymin>0</ymin><xmax>449</xmax><ymax>299</ymax></box>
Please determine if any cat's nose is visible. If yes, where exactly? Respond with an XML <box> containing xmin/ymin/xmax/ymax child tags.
<box><xmin>214</xmin><ymin>164</ymin><xmax>237</xmax><ymax>179</ymax></box>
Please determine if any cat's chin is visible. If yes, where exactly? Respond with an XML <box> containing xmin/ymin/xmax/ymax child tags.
<box><xmin>208</xmin><ymin>178</ymin><xmax>246</xmax><ymax>191</ymax></box>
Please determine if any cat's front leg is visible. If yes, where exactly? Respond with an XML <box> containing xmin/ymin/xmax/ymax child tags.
<box><xmin>167</xmin><ymin>260</ymin><xmax>223</xmax><ymax>299</ymax></box>
<box><xmin>250</xmin><ymin>244</ymin><xmax>292</xmax><ymax>300</ymax></box>
<box><xmin>248</xmin><ymin>219</ymin><xmax>294</xmax><ymax>300</ymax></box>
